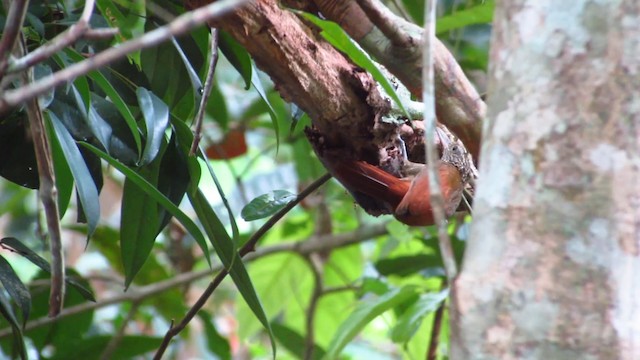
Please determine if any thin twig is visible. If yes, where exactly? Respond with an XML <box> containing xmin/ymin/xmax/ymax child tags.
<box><xmin>422</xmin><ymin>0</ymin><xmax>457</xmax><ymax>282</ymax></box>
<box><xmin>356</xmin><ymin>0</ymin><xmax>414</xmax><ymax>46</ymax></box>
<box><xmin>0</xmin><ymin>0</ymin><xmax>29</xmax><ymax>79</ymax></box>
<box><xmin>15</xmin><ymin>31</ymin><xmax>66</xmax><ymax>317</ymax></box>
<box><xmin>190</xmin><ymin>29</ymin><xmax>220</xmax><ymax>155</ymax></box>
<box><xmin>0</xmin><ymin>0</ymin><xmax>252</xmax><ymax>114</ymax></box>
<box><xmin>0</xmin><ymin>222</ymin><xmax>389</xmax><ymax>339</ymax></box>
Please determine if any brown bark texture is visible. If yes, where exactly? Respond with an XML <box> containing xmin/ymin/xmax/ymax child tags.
<box><xmin>184</xmin><ymin>0</ymin><xmax>484</xmax><ymax>217</ymax></box>
<box><xmin>314</xmin><ymin>0</ymin><xmax>485</xmax><ymax>162</ymax></box>
<box><xmin>452</xmin><ymin>1</ymin><xmax>640</xmax><ymax>359</ymax></box>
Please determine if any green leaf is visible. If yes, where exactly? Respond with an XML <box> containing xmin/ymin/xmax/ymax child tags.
<box><xmin>300</xmin><ymin>12</ymin><xmax>412</xmax><ymax>122</ymax></box>
<box><xmin>391</xmin><ymin>289</ymin><xmax>448</xmax><ymax>343</ymax></box>
<box><xmin>199</xmin><ymin>311</ymin><xmax>231</xmax><ymax>360</ymax></box>
<box><xmin>48</xmin><ymin>335</ymin><xmax>162</xmax><ymax>360</ymax></box>
<box><xmin>401</xmin><ymin>0</ymin><xmax>425</xmax><ymax>25</ymax></box>
<box><xmin>436</xmin><ymin>1</ymin><xmax>495</xmax><ymax>34</ymax></box>
<box><xmin>374</xmin><ymin>254</ymin><xmax>442</xmax><ymax>278</ymax></box>
<box><xmin>188</xmin><ymin>189</ymin><xmax>276</xmax><ymax>358</ymax></box>
<box><xmin>170</xmin><ymin>36</ymin><xmax>204</xmax><ymax>108</ymax></box>
<box><xmin>0</xmin><ymin>237</ymin><xmax>95</xmax><ymax>301</ymax></box>
<box><xmin>218</xmin><ymin>30</ymin><xmax>252</xmax><ymax>89</ymax></box>
<box><xmin>46</xmin><ymin>119</ymin><xmax>73</xmax><ymax>218</ymax></box>
<box><xmin>137</xmin><ymin>87</ymin><xmax>169</xmax><ymax>165</ymax></box>
<box><xmin>62</xmin><ymin>48</ymin><xmax>141</xmax><ymax>154</ymax></box>
<box><xmin>324</xmin><ymin>286</ymin><xmax>419</xmax><ymax>359</ymax></box>
<box><xmin>251</xmin><ymin>63</ymin><xmax>280</xmax><ymax>149</ymax></box>
<box><xmin>156</xmin><ymin>134</ymin><xmax>191</xmax><ymax>232</ymax></box>
<box><xmin>0</xmin><ymin>256</ymin><xmax>30</xmax><ymax>326</ymax></box>
<box><xmin>68</xmin><ymin>85</ymin><xmax>113</xmax><ymax>151</ymax></box>
<box><xmin>121</xmin><ymin>163</ymin><xmax>161</xmax><ymax>288</ymax></box>
<box><xmin>96</xmin><ymin>0</ymin><xmax>146</xmax><ymax>66</ymax></box>
<box><xmin>272</xmin><ymin>322</ymin><xmax>325</xmax><ymax>360</ymax></box>
<box><xmin>81</xmin><ymin>143</ymin><xmax>211</xmax><ymax>267</ymax></box>
<box><xmin>241</xmin><ymin>190</ymin><xmax>296</xmax><ymax>221</ymax></box>
<box><xmin>0</xmin><ymin>291</ymin><xmax>26</xmax><ymax>360</ymax></box>
<box><xmin>47</xmin><ymin>111</ymin><xmax>100</xmax><ymax>239</ymax></box>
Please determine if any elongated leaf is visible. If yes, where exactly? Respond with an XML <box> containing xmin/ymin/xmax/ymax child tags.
<box><xmin>0</xmin><ymin>291</ymin><xmax>26</xmax><ymax>360</ymax></box>
<box><xmin>172</xmin><ymin>115</ymin><xmax>239</xmax><ymax>244</ymax></box>
<box><xmin>137</xmin><ymin>87</ymin><xmax>169</xmax><ymax>165</ymax></box>
<box><xmin>47</xmin><ymin>112</ymin><xmax>100</xmax><ymax>238</ymax></box>
<box><xmin>121</xmin><ymin>165</ymin><xmax>161</xmax><ymax>288</ymax></box>
<box><xmin>81</xmin><ymin>143</ymin><xmax>211</xmax><ymax>267</ymax></box>
<box><xmin>170</xmin><ymin>36</ymin><xmax>203</xmax><ymax>108</ymax></box>
<box><xmin>241</xmin><ymin>190</ymin><xmax>296</xmax><ymax>221</ymax></box>
<box><xmin>251</xmin><ymin>63</ymin><xmax>280</xmax><ymax>148</ymax></box>
<box><xmin>70</xmin><ymin>86</ymin><xmax>113</xmax><ymax>151</ymax></box>
<box><xmin>324</xmin><ymin>286</ymin><xmax>419</xmax><ymax>359</ymax></box>
<box><xmin>436</xmin><ymin>1</ymin><xmax>495</xmax><ymax>34</ymax></box>
<box><xmin>391</xmin><ymin>289</ymin><xmax>449</xmax><ymax>343</ymax></box>
<box><xmin>0</xmin><ymin>237</ymin><xmax>95</xmax><ymax>301</ymax></box>
<box><xmin>157</xmin><ymin>134</ymin><xmax>191</xmax><ymax>232</ymax></box>
<box><xmin>46</xmin><ymin>119</ymin><xmax>73</xmax><ymax>218</ymax></box>
<box><xmin>218</xmin><ymin>30</ymin><xmax>252</xmax><ymax>89</ymax></box>
<box><xmin>63</xmin><ymin>48</ymin><xmax>141</xmax><ymax>154</ymax></box>
<box><xmin>301</xmin><ymin>12</ymin><xmax>412</xmax><ymax>121</ymax></box>
<box><xmin>188</xmin><ymin>189</ymin><xmax>275</xmax><ymax>357</ymax></box>
<box><xmin>0</xmin><ymin>256</ymin><xmax>30</xmax><ymax>326</ymax></box>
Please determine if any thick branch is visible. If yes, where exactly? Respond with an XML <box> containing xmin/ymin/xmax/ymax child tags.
<box><xmin>314</xmin><ymin>0</ymin><xmax>485</xmax><ymax>163</ymax></box>
<box><xmin>188</xmin><ymin>0</ymin><xmax>390</xmax><ymax>159</ymax></box>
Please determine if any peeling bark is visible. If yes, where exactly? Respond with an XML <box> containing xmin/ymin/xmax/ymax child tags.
<box><xmin>452</xmin><ymin>1</ymin><xmax>640</xmax><ymax>359</ymax></box>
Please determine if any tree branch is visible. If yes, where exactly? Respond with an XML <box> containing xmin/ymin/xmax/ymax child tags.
<box><xmin>422</xmin><ymin>0</ymin><xmax>457</xmax><ymax>282</ymax></box>
<box><xmin>0</xmin><ymin>222</ymin><xmax>388</xmax><ymax>339</ymax></box>
<box><xmin>153</xmin><ymin>173</ymin><xmax>334</xmax><ymax>358</ymax></box>
<box><xmin>0</xmin><ymin>0</ymin><xmax>251</xmax><ymax>115</ymax></box>
<box><xmin>5</xmin><ymin>0</ymin><xmax>117</xmax><ymax>75</ymax></box>
<box><xmin>0</xmin><ymin>0</ymin><xmax>29</xmax><ymax>79</ymax></box>
<box><xmin>190</xmin><ymin>28</ymin><xmax>220</xmax><ymax>155</ymax></box>
<box><xmin>12</xmin><ymin>30</ymin><xmax>67</xmax><ymax>316</ymax></box>
<box><xmin>314</xmin><ymin>0</ymin><xmax>485</xmax><ymax>163</ymax></box>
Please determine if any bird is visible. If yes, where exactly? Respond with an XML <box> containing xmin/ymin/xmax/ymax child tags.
<box><xmin>327</xmin><ymin>138</ymin><xmax>470</xmax><ymax>226</ymax></box>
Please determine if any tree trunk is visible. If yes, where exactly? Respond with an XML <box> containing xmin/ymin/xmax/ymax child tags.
<box><xmin>452</xmin><ymin>1</ymin><xmax>640</xmax><ymax>359</ymax></box>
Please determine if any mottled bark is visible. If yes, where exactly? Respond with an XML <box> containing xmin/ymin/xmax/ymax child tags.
<box><xmin>186</xmin><ymin>0</ymin><xmax>391</xmax><ymax>163</ymax></box>
<box><xmin>452</xmin><ymin>1</ymin><xmax>640</xmax><ymax>359</ymax></box>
